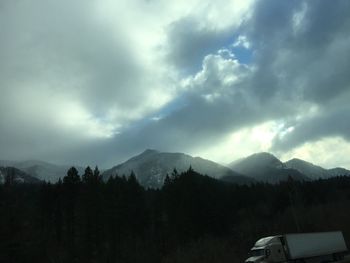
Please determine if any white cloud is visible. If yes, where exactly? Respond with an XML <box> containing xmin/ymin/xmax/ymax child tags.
<box><xmin>1</xmin><ymin>0</ymin><xmax>350</xmax><ymax>169</ymax></box>
<box><xmin>292</xmin><ymin>2</ymin><xmax>308</xmax><ymax>35</ymax></box>
<box><xmin>233</xmin><ymin>35</ymin><xmax>251</xmax><ymax>49</ymax></box>
<box><xmin>181</xmin><ymin>50</ymin><xmax>248</xmax><ymax>94</ymax></box>
<box><xmin>0</xmin><ymin>0</ymin><xmax>256</xmax><ymax>164</ymax></box>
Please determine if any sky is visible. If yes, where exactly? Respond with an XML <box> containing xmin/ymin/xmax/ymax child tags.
<box><xmin>1</xmin><ymin>0</ymin><xmax>350</xmax><ymax>169</ymax></box>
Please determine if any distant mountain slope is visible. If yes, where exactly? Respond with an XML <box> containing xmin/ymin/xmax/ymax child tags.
<box><xmin>0</xmin><ymin>167</ymin><xmax>42</xmax><ymax>184</ymax></box>
<box><xmin>229</xmin><ymin>152</ymin><xmax>285</xmax><ymax>170</ymax></box>
<box><xmin>102</xmin><ymin>149</ymin><xmax>251</xmax><ymax>188</ymax></box>
<box><xmin>229</xmin><ymin>152</ymin><xmax>309</xmax><ymax>183</ymax></box>
<box><xmin>285</xmin><ymin>158</ymin><xmax>329</xmax><ymax>179</ymax></box>
<box><xmin>0</xmin><ymin>160</ymin><xmax>84</xmax><ymax>182</ymax></box>
<box><xmin>285</xmin><ymin>158</ymin><xmax>350</xmax><ymax>179</ymax></box>
<box><xmin>327</xmin><ymin>167</ymin><xmax>350</xmax><ymax>177</ymax></box>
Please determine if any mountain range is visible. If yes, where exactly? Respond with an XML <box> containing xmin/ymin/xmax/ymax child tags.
<box><xmin>102</xmin><ymin>150</ymin><xmax>350</xmax><ymax>187</ymax></box>
<box><xmin>0</xmin><ymin>160</ymin><xmax>84</xmax><ymax>183</ymax></box>
<box><xmin>1</xmin><ymin>150</ymin><xmax>349</xmax><ymax>187</ymax></box>
<box><xmin>0</xmin><ymin>166</ymin><xmax>41</xmax><ymax>184</ymax></box>
<box><xmin>228</xmin><ymin>152</ymin><xmax>309</xmax><ymax>183</ymax></box>
<box><xmin>284</xmin><ymin>158</ymin><xmax>350</xmax><ymax>180</ymax></box>
<box><xmin>102</xmin><ymin>149</ymin><xmax>252</xmax><ymax>188</ymax></box>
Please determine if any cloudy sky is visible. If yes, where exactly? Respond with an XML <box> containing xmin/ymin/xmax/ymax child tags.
<box><xmin>1</xmin><ymin>0</ymin><xmax>350</xmax><ymax>169</ymax></box>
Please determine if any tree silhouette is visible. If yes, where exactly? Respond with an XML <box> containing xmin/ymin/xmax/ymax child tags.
<box><xmin>82</xmin><ymin>166</ymin><xmax>93</xmax><ymax>184</ymax></box>
<box><xmin>1</xmin><ymin>166</ymin><xmax>350</xmax><ymax>263</ymax></box>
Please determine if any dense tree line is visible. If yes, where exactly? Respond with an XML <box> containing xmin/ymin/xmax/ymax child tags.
<box><xmin>1</xmin><ymin>167</ymin><xmax>350</xmax><ymax>263</ymax></box>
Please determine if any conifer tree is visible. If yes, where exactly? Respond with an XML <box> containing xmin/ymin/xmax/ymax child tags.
<box><xmin>82</xmin><ymin>166</ymin><xmax>93</xmax><ymax>184</ymax></box>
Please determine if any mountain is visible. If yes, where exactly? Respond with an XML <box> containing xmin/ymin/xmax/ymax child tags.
<box><xmin>0</xmin><ymin>160</ymin><xmax>84</xmax><ymax>182</ymax></box>
<box><xmin>285</xmin><ymin>158</ymin><xmax>350</xmax><ymax>179</ymax></box>
<box><xmin>229</xmin><ymin>152</ymin><xmax>309</xmax><ymax>183</ymax></box>
<box><xmin>327</xmin><ymin>167</ymin><xmax>350</xmax><ymax>177</ymax></box>
<box><xmin>285</xmin><ymin>158</ymin><xmax>329</xmax><ymax>179</ymax></box>
<box><xmin>0</xmin><ymin>167</ymin><xmax>42</xmax><ymax>184</ymax></box>
<box><xmin>102</xmin><ymin>149</ymin><xmax>251</xmax><ymax>188</ymax></box>
<box><xmin>229</xmin><ymin>152</ymin><xmax>285</xmax><ymax>170</ymax></box>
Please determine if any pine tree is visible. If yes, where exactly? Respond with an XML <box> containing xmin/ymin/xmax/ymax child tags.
<box><xmin>63</xmin><ymin>167</ymin><xmax>81</xmax><ymax>186</ymax></box>
<box><xmin>164</xmin><ymin>174</ymin><xmax>171</xmax><ymax>186</ymax></box>
<box><xmin>93</xmin><ymin>166</ymin><xmax>102</xmax><ymax>184</ymax></box>
<box><xmin>171</xmin><ymin>168</ymin><xmax>179</xmax><ymax>181</ymax></box>
<box><xmin>82</xmin><ymin>166</ymin><xmax>93</xmax><ymax>184</ymax></box>
<box><xmin>62</xmin><ymin>167</ymin><xmax>81</xmax><ymax>256</ymax></box>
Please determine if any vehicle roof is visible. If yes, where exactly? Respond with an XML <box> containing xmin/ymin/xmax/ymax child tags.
<box><xmin>255</xmin><ymin>235</ymin><xmax>282</xmax><ymax>247</ymax></box>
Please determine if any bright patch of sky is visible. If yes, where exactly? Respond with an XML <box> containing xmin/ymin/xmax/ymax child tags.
<box><xmin>281</xmin><ymin>137</ymin><xmax>350</xmax><ymax>169</ymax></box>
<box><xmin>193</xmin><ymin>121</ymin><xmax>281</xmax><ymax>165</ymax></box>
<box><xmin>231</xmin><ymin>35</ymin><xmax>254</xmax><ymax>65</ymax></box>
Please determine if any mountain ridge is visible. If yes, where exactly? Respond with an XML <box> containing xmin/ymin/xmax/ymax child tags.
<box><xmin>102</xmin><ymin>149</ymin><xmax>251</xmax><ymax>188</ymax></box>
<box><xmin>228</xmin><ymin>152</ymin><xmax>309</xmax><ymax>183</ymax></box>
<box><xmin>1</xmin><ymin>150</ymin><xmax>349</xmax><ymax>186</ymax></box>
<box><xmin>285</xmin><ymin>158</ymin><xmax>350</xmax><ymax>179</ymax></box>
<box><xmin>0</xmin><ymin>166</ymin><xmax>42</xmax><ymax>184</ymax></box>
<box><xmin>0</xmin><ymin>160</ymin><xmax>84</xmax><ymax>183</ymax></box>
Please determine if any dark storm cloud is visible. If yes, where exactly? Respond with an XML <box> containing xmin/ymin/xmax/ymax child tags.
<box><xmin>273</xmin><ymin>93</ymin><xmax>350</xmax><ymax>151</ymax></box>
<box><xmin>165</xmin><ymin>17</ymin><xmax>235</xmax><ymax>74</ymax></box>
<box><xmin>243</xmin><ymin>0</ymin><xmax>350</xmax><ymax>150</ymax></box>
<box><xmin>100</xmin><ymin>51</ymin><xmax>297</xmax><ymax>164</ymax></box>
<box><xmin>1</xmin><ymin>0</ymin><xmax>350</xmax><ymax>167</ymax></box>
<box><xmin>246</xmin><ymin>0</ymin><xmax>350</xmax><ymax>105</ymax></box>
<box><xmin>272</xmin><ymin>99</ymin><xmax>350</xmax><ymax>152</ymax></box>
<box><xmin>137</xmin><ymin>0</ymin><xmax>350</xmax><ymax>158</ymax></box>
<box><xmin>49</xmin><ymin>0</ymin><xmax>350</xmax><ymax>165</ymax></box>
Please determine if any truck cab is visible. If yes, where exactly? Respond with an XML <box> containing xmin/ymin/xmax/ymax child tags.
<box><xmin>246</xmin><ymin>236</ymin><xmax>287</xmax><ymax>263</ymax></box>
<box><xmin>245</xmin><ymin>232</ymin><xmax>348</xmax><ymax>263</ymax></box>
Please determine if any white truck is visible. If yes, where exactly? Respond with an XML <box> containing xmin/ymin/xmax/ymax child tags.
<box><xmin>245</xmin><ymin>231</ymin><xmax>348</xmax><ymax>263</ymax></box>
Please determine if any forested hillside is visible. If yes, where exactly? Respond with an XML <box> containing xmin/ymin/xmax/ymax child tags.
<box><xmin>1</xmin><ymin>166</ymin><xmax>350</xmax><ymax>263</ymax></box>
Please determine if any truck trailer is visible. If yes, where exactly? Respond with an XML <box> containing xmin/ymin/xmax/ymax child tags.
<box><xmin>245</xmin><ymin>231</ymin><xmax>348</xmax><ymax>263</ymax></box>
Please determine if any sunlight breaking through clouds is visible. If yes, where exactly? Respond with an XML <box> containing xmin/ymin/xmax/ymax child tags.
<box><xmin>281</xmin><ymin>137</ymin><xmax>350</xmax><ymax>169</ymax></box>
<box><xmin>1</xmin><ymin>0</ymin><xmax>350</xmax><ymax>168</ymax></box>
